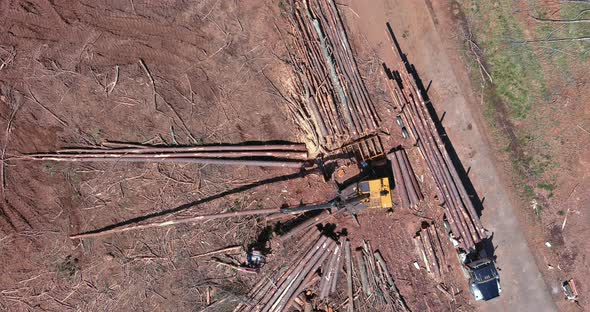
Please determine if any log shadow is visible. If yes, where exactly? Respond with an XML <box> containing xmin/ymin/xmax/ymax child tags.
<box><xmin>385</xmin><ymin>22</ymin><xmax>494</xmax><ymax>258</ymax></box>
<box><xmin>386</xmin><ymin>22</ymin><xmax>484</xmax><ymax>218</ymax></box>
<box><xmin>72</xmin><ymin>167</ymin><xmax>320</xmax><ymax>237</ymax></box>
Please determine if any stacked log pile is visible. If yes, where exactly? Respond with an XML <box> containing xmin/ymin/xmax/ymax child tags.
<box><xmin>237</xmin><ymin>226</ymin><xmax>409</xmax><ymax>312</ymax></box>
<box><xmin>382</xmin><ymin>23</ymin><xmax>485</xmax><ymax>250</ymax></box>
<box><xmin>413</xmin><ymin>223</ymin><xmax>448</xmax><ymax>282</ymax></box>
<box><xmin>234</xmin><ymin>231</ymin><xmax>338</xmax><ymax>312</ymax></box>
<box><xmin>387</xmin><ymin>149</ymin><xmax>423</xmax><ymax>209</ymax></box>
<box><xmin>283</xmin><ymin>0</ymin><xmax>382</xmax><ymax>158</ymax></box>
<box><xmin>20</xmin><ymin>142</ymin><xmax>308</xmax><ymax>168</ymax></box>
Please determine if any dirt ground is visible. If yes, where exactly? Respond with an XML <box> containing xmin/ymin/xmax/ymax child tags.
<box><xmin>361</xmin><ymin>0</ymin><xmax>589</xmax><ymax>311</ymax></box>
<box><xmin>439</xmin><ymin>1</ymin><xmax>590</xmax><ymax>311</ymax></box>
<box><xmin>0</xmin><ymin>1</ymin><xmax>323</xmax><ymax>310</ymax></box>
<box><xmin>0</xmin><ymin>0</ymin><xmax>475</xmax><ymax>311</ymax></box>
<box><xmin>1</xmin><ymin>0</ymin><xmax>584</xmax><ymax>311</ymax></box>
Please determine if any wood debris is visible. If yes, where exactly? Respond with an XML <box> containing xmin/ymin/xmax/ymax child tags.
<box><xmin>282</xmin><ymin>0</ymin><xmax>383</xmax><ymax>160</ymax></box>
<box><xmin>413</xmin><ymin>222</ymin><xmax>448</xmax><ymax>282</ymax></box>
<box><xmin>353</xmin><ymin>241</ymin><xmax>409</xmax><ymax>311</ymax></box>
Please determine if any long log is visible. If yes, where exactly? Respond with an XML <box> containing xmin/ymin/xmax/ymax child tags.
<box><xmin>394</xmin><ymin>150</ymin><xmax>419</xmax><ymax>206</ymax></box>
<box><xmin>344</xmin><ymin>240</ymin><xmax>354</xmax><ymax>312</ymax></box>
<box><xmin>363</xmin><ymin>241</ymin><xmax>380</xmax><ymax>297</ymax></box>
<box><xmin>283</xmin><ymin>247</ymin><xmax>333</xmax><ymax>312</ymax></box>
<box><xmin>319</xmin><ymin>242</ymin><xmax>341</xmax><ymax>299</ymax></box>
<box><xmin>414</xmin><ymin>236</ymin><xmax>430</xmax><ymax>272</ymax></box>
<box><xmin>261</xmin><ymin>236</ymin><xmax>329</xmax><ymax>311</ymax></box>
<box><xmin>397</xmin><ymin>149</ymin><xmax>423</xmax><ymax>200</ymax></box>
<box><xmin>421</xmin><ymin>227</ymin><xmax>441</xmax><ymax>280</ymax></box>
<box><xmin>27</xmin><ymin>150</ymin><xmax>308</xmax><ymax>160</ymax></box>
<box><xmin>430</xmin><ymin>224</ymin><xmax>449</xmax><ymax>273</ymax></box>
<box><xmin>356</xmin><ymin>250</ymin><xmax>371</xmax><ymax>296</ymax></box>
<box><xmin>58</xmin><ymin>143</ymin><xmax>309</xmax><ymax>153</ymax></box>
<box><xmin>373</xmin><ymin>251</ymin><xmax>394</xmax><ymax>289</ymax></box>
<box><xmin>330</xmin><ymin>237</ymin><xmax>345</xmax><ymax>294</ymax></box>
<box><xmin>387</xmin><ymin>152</ymin><xmax>410</xmax><ymax>209</ymax></box>
<box><xmin>269</xmin><ymin>239</ymin><xmax>335</xmax><ymax>312</ymax></box>
<box><xmin>258</xmin><ymin>235</ymin><xmax>328</xmax><ymax>309</ymax></box>
<box><xmin>22</xmin><ymin>156</ymin><xmax>306</xmax><ymax>169</ymax></box>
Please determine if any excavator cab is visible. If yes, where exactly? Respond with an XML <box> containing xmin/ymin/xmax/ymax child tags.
<box><xmin>356</xmin><ymin>178</ymin><xmax>393</xmax><ymax>209</ymax></box>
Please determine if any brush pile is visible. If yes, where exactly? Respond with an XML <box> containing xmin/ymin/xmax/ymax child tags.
<box><xmin>20</xmin><ymin>142</ymin><xmax>309</xmax><ymax>168</ymax></box>
<box><xmin>282</xmin><ymin>0</ymin><xmax>382</xmax><ymax>158</ymax></box>
<box><xmin>350</xmin><ymin>241</ymin><xmax>410</xmax><ymax>312</ymax></box>
<box><xmin>382</xmin><ymin>23</ymin><xmax>486</xmax><ymax>250</ymax></box>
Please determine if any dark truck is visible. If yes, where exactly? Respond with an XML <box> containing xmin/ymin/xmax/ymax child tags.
<box><xmin>444</xmin><ymin>219</ymin><xmax>501</xmax><ymax>301</ymax></box>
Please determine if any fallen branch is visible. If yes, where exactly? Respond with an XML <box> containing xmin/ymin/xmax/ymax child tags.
<box><xmin>522</xmin><ymin>36</ymin><xmax>590</xmax><ymax>43</ymax></box>
<box><xmin>530</xmin><ymin>15</ymin><xmax>590</xmax><ymax>23</ymax></box>
<box><xmin>191</xmin><ymin>245</ymin><xmax>243</xmax><ymax>258</ymax></box>
<box><xmin>25</xmin><ymin>86</ymin><xmax>68</xmax><ymax>126</ymax></box>
<box><xmin>1</xmin><ymin>96</ymin><xmax>22</xmax><ymax>201</ymax></box>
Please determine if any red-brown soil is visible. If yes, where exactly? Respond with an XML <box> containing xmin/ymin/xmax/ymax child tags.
<box><xmin>3</xmin><ymin>0</ymin><xmax>574</xmax><ymax>311</ymax></box>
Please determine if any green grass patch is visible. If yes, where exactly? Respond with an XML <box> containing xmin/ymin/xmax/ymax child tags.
<box><xmin>537</xmin><ymin>181</ymin><xmax>555</xmax><ymax>192</ymax></box>
<box><xmin>523</xmin><ymin>184</ymin><xmax>535</xmax><ymax>198</ymax></box>
<box><xmin>49</xmin><ymin>255</ymin><xmax>79</xmax><ymax>280</ymax></box>
<box><xmin>463</xmin><ymin>0</ymin><xmax>547</xmax><ymax>120</ymax></box>
<box><xmin>527</xmin><ymin>1</ymin><xmax>590</xmax><ymax>77</ymax></box>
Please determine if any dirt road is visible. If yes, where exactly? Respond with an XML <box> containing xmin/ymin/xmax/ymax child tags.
<box><xmin>345</xmin><ymin>0</ymin><xmax>557</xmax><ymax>310</ymax></box>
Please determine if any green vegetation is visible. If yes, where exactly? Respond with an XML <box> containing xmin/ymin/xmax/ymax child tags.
<box><xmin>527</xmin><ymin>2</ymin><xmax>590</xmax><ymax>82</ymax></box>
<box><xmin>457</xmin><ymin>0</ymin><xmax>589</xmax><ymax>220</ymax></box>
<box><xmin>537</xmin><ymin>182</ymin><xmax>555</xmax><ymax>192</ymax></box>
<box><xmin>467</xmin><ymin>1</ymin><xmax>546</xmax><ymax>120</ymax></box>
<box><xmin>229</xmin><ymin>199</ymin><xmax>242</xmax><ymax>212</ymax></box>
<box><xmin>91</xmin><ymin>128</ymin><xmax>104</xmax><ymax>142</ymax></box>
<box><xmin>50</xmin><ymin>255</ymin><xmax>79</xmax><ymax>279</ymax></box>
<box><xmin>523</xmin><ymin>184</ymin><xmax>535</xmax><ymax>198</ymax></box>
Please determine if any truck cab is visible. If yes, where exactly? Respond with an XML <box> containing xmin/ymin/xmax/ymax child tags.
<box><xmin>444</xmin><ymin>218</ymin><xmax>501</xmax><ymax>301</ymax></box>
<box><xmin>465</xmin><ymin>256</ymin><xmax>501</xmax><ymax>301</ymax></box>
